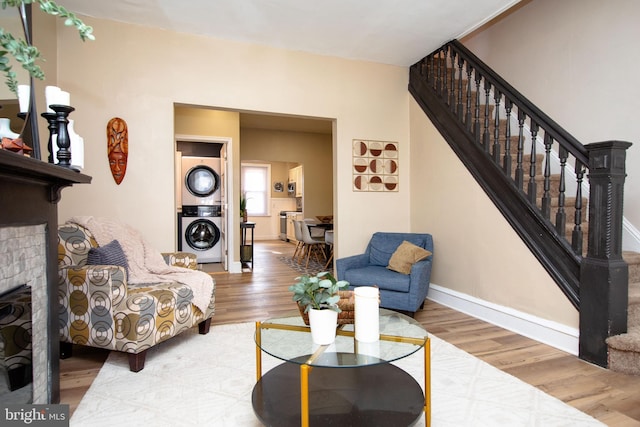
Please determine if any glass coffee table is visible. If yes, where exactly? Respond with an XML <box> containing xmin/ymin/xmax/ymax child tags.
<box><xmin>252</xmin><ymin>308</ymin><xmax>430</xmax><ymax>426</ymax></box>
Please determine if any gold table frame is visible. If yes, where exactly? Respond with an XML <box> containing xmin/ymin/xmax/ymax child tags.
<box><xmin>255</xmin><ymin>321</ymin><xmax>431</xmax><ymax>427</ymax></box>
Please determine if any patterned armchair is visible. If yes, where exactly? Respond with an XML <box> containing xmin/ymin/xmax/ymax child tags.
<box><xmin>57</xmin><ymin>223</ymin><xmax>215</xmax><ymax>372</ymax></box>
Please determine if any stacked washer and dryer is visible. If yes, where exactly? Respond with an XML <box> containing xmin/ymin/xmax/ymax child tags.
<box><xmin>179</xmin><ymin>156</ymin><xmax>223</xmax><ymax>263</ymax></box>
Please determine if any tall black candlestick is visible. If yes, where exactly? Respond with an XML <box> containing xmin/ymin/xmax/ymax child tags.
<box><xmin>41</xmin><ymin>112</ymin><xmax>58</xmax><ymax>164</ymax></box>
<box><xmin>49</xmin><ymin>104</ymin><xmax>75</xmax><ymax>168</ymax></box>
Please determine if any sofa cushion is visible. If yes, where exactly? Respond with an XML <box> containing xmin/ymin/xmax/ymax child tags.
<box><xmin>87</xmin><ymin>239</ymin><xmax>129</xmax><ymax>276</ymax></box>
<box><xmin>387</xmin><ymin>240</ymin><xmax>432</xmax><ymax>274</ymax></box>
<box><xmin>343</xmin><ymin>266</ymin><xmax>411</xmax><ymax>293</ymax></box>
<box><xmin>368</xmin><ymin>233</ymin><xmax>427</xmax><ymax>266</ymax></box>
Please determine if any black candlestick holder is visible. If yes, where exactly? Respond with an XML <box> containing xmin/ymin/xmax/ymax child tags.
<box><xmin>41</xmin><ymin>112</ymin><xmax>58</xmax><ymax>164</ymax></box>
<box><xmin>49</xmin><ymin>104</ymin><xmax>75</xmax><ymax>168</ymax></box>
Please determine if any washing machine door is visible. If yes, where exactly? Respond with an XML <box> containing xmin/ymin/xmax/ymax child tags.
<box><xmin>185</xmin><ymin>219</ymin><xmax>220</xmax><ymax>251</ymax></box>
<box><xmin>185</xmin><ymin>165</ymin><xmax>220</xmax><ymax>197</ymax></box>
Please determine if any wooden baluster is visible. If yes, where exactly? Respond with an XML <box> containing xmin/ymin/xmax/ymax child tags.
<box><xmin>442</xmin><ymin>48</ymin><xmax>449</xmax><ymax>102</ymax></box>
<box><xmin>555</xmin><ymin>146</ymin><xmax>568</xmax><ymax>236</ymax></box>
<box><xmin>436</xmin><ymin>50</ymin><xmax>442</xmax><ymax>96</ymax></box>
<box><xmin>457</xmin><ymin>56</ymin><xmax>464</xmax><ymax>119</ymax></box>
<box><xmin>527</xmin><ymin>120</ymin><xmax>539</xmax><ymax>204</ymax></box>
<box><xmin>493</xmin><ymin>90</ymin><xmax>502</xmax><ymax>163</ymax></box>
<box><xmin>541</xmin><ymin>132</ymin><xmax>553</xmax><ymax>220</ymax></box>
<box><xmin>483</xmin><ymin>80</ymin><xmax>492</xmax><ymax>153</ymax></box>
<box><xmin>515</xmin><ymin>109</ymin><xmax>526</xmax><ymax>190</ymax></box>
<box><xmin>473</xmin><ymin>71</ymin><xmax>482</xmax><ymax>143</ymax></box>
<box><xmin>465</xmin><ymin>64</ymin><xmax>473</xmax><ymax>131</ymax></box>
<box><xmin>428</xmin><ymin>55</ymin><xmax>434</xmax><ymax>87</ymax></box>
<box><xmin>449</xmin><ymin>49</ymin><xmax>456</xmax><ymax>110</ymax></box>
<box><xmin>572</xmin><ymin>161</ymin><xmax>585</xmax><ymax>254</ymax></box>
<box><xmin>502</xmin><ymin>98</ymin><xmax>513</xmax><ymax>176</ymax></box>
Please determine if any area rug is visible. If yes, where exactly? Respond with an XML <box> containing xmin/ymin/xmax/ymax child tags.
<box><xmin>278</xmin><ymin>255</ymin><xmax>327</xmax><ymax>275</ymax></box>
<box><xmin>70</xmin><ymin>322</ymin><xmax>603</xmax><ymax>427</ymax></box>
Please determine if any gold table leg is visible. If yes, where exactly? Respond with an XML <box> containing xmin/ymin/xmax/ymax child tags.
<box><xmin>255</xmin><ymin>321</ymin><xmax>262</xmax><ymax>382</ymax></box>
<box><xmin>300</xmin><ymin>364</ymin><xmax>311</xmax><ymax>427</ymax></box>
<box><xmin>424</xmin><ymin>337</ymin><xmax>431</xmax><ymax>427</ymax></box>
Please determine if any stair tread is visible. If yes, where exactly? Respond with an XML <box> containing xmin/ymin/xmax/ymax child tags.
<box><xmin>628</xmin><ymin>281</ymin><xmax>640</xmax><ymax>303</ymax></box>
<box><xmin>606</xmin><ymin>329</ymin><xmax>640</xmax><ymax>351</ymax></box>
<box><xmin>623</xmin><ymin>251</ymin><xmax>640</xmax><ymax>264</ymax></box>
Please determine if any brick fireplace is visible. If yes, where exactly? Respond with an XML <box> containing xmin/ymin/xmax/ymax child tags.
<box><xmin>0</xmin><ymin>225</ymin><xmax>46</xmax><ymax>402</ymax></box>
<box><xmin>0</xmin><ymin>149</ymin><xmax>90</xmax><ymax>403</ymax></box>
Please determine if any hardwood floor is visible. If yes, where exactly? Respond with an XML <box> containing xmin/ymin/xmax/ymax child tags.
<box><xmin>59</xmin><ymin>240</ymin><xmax>640</xmax><ymax>425</ymax></box>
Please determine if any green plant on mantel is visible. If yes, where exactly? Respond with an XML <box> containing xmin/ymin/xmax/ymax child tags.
<box><xmin>0</xmin><ymin>0</ymin><xmax>94</xmax><ymax>95</ymax></box>
<box><xmin>289</xmin><ymin>272</ymin><xmax>349</xmax><ymax>313</ymax></box>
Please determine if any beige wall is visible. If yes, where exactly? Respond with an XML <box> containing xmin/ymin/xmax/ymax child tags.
<box><xmin>240</xmin><ymin>128</ymin><xmax>333</xmax><ymax>219</ymax></box>
<box><xmin>52</xmin><ymin>16</ymin><xmax>410</xmax><ymax>262</ymax></box>
<box><xmin>32</xmin><ymin>11</ymin><xmax>58</xmax><ymax>148</ymax></box>
<box><xmin>175</xmin><ymin>107</ymin><xmax>239</xmax><ymax>138</ymax></box>
<box><xmin>409</xmin><ymin>98</ymin><xmax>578</xmax><ymax>327</ymax></box>
<box><xmin>269</xmin><ymin>161</ymin><xmax>294</xmax><ymax>200</ymax></box>
<box><xmin>36</xmin><ymin>4</ymin><xmax>584</xmax><ymax>329</ymax></box>
<box><xmin>462</xmin><ymin>0</ymin><xmax>640</xmax><ymax>245</ymax></box>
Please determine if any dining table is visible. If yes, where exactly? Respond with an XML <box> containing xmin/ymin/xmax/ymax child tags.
<box><xmin>306</xmin><ymin>222</ymin><xmax>333</xmax><ymax>263</ymax></box>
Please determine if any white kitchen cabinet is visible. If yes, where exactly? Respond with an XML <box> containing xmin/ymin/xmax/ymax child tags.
<box><xmin>288</xmin><ymin>165</ymin><xmax>303</xmax><ymax>197</ymax></box>
<box><xmin>286</xmin><ymin>212</ymin><xmax>303</xmax><ymax>242</ymax></box>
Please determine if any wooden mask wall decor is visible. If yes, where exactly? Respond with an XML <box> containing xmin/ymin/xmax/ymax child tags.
<box><xmin>107</xmin><ymin>117</ymin><xmax>128</xmax><ymax>185</ymax></box>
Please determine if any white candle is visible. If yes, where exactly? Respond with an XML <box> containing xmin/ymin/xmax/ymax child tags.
<box><xmin>58</xmin><ymin>90</ymin><xmax>70</xmax><ymax>106</ymax></box>
<box><xmin>17</xmin><ymin>85</ymin><xmax>30</xmax><ymax>113</ymax></box>
<box><xmin>354</xmin><ymin>286</ymin><xmax>380</xmax><ymax>342</ymax></box>
<box><xmin>356</xmin><ymin>340</ymin><xmax>380</xmax><ymax>362</ymax></box>
<box><xmin>68</xmin><ymin>120</ymin><xmax>84</xmax><ymax>170</ymax></box>
<box><xmin>45</xmin><ymin>86</ymin><xmax>61</xmax><ymax>113</ymax></box>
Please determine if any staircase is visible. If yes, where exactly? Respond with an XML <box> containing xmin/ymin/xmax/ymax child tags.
<box><xmin>608</xmin><ymin>252</ymin><xmax>640</xmax><ymax>375</ymax></box>
<box><xmin>409</xmin><ymin>39</ymin><xmax>638</xmax><ymax>372</ymax></box>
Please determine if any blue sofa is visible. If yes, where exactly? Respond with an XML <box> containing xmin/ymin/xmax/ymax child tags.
<box><xmin>336</xmin><ymin>232</ymin><xmax>434</xmax><ymax>315</ymax></box>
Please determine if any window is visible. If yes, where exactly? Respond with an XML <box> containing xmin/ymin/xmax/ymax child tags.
<box><xmin>241</xmin><ymin>163</ymin><xmax>271</xmax><ymax>216</ymax></box>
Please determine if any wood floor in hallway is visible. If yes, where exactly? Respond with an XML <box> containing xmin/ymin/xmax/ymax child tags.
<box><xmin>59</xmin><ymin>239</ymin><xmax>640</xmax><ymax>425</ymax></box>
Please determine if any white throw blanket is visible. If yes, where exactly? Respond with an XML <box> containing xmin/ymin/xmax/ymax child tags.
<box><xmin>69</xmin><ymin>216</ymin><xmax>214</xmax><ymax>313</ymax></box>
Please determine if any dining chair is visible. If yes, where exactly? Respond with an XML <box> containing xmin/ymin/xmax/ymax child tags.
<box><xmin>297</xmin><ymin>220</ymin><xmax>326</xmax><ymax>269</ymax></box>
<box><xmin>304</xmin><ymin>218</ymin><xmax>326</xmax><ymax>239</ymax></box>
<box><xmin>292</xmin><ymin>220</ymin><xmax>305</xmax><ymax>263</ymax></box>
<box><xmin>324</xmin><ymin>230</ymin><xmax>334</xmax><ymax>269</ymax></box>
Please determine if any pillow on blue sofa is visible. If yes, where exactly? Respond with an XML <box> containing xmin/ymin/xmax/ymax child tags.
<box><xmin>387</xmin><ymin>240</ymin><xmax>432</xmax><ymax>274</ymax></box>
<box><xmin>87</xmin><ymin>239</ymin><xmax>129</xmax><ymax>277</ymax></box>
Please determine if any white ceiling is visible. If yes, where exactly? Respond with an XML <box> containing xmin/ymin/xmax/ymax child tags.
<box><xmin>56</xmin><ymin>0</ymin><xmax>519</xmax><ymax>67</ymax></box>
<box><xmin>55</xmin><ymin>0</ymin><xmax>519</xmax><ymax>133</ymax></box>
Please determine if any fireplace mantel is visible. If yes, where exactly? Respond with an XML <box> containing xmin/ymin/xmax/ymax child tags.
<box><xmin>0</xmin><ymin>149</ymin><xmax>91</xmax><ymax>403</ymax></box>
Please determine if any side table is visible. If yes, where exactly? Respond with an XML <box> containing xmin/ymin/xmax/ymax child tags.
<box><xmin>240</xmin><ymin>221</ymin><xmax>256</xmax><ymax>270</ymax></box>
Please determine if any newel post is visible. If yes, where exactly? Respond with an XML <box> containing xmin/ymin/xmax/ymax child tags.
<box><xmin>579</xmin><ymin>140</ymin><xmax>632</xmax><ymax>367</ymax></box>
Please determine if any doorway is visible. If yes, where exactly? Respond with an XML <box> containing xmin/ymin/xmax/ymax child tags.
<box><xmin>175</xmin><ymin>136</ymin><xmax>231</xmax><ymax>272</ymax></box>
<box><xmin>174</xmin><ymin>105</ymin><xmax>334</xmax><ymax>273</ymax></box>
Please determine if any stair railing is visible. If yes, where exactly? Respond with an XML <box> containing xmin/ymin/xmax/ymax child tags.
<box><xmin>409</xmin><ymin>39</ymin><xmax>631</xmax><ymax>367</ymax></box>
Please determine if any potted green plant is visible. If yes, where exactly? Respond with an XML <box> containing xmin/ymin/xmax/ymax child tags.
<box><xmin>240</xmin><ymin>191</ymin><xmax>248</xmax><ymax>222</ymax></box>
<box><xmin>289</xmin><ymin>271</ymin><xmax>349</xmax><ymax>344</ymax></box>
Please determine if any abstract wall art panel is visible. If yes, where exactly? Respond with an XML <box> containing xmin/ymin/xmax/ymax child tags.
<box><xmin>352</xmin><ymin>139</ymin><xmax>399</xmax><ymax>192</ymax></box>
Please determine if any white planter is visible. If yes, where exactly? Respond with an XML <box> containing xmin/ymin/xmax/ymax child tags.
<box><xmin>308</xmin><ymin>308</ymin><xmax>338</xmax><ymax>345</ymax></box>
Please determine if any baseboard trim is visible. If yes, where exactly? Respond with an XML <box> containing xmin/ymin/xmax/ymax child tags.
<box><xmin>623</xmin><ymin>217</ymin><xmax>640</xmax><ymax>253</ymax></box>
<box><xmin>427</xmin><ymin>284</ymin><xmax>579</xmax><ymax>355</ymax></box>
<box><xmin>228</xmin><ymin>261</ymin><xmax>243</xmax><ymax>274</ymax></box>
